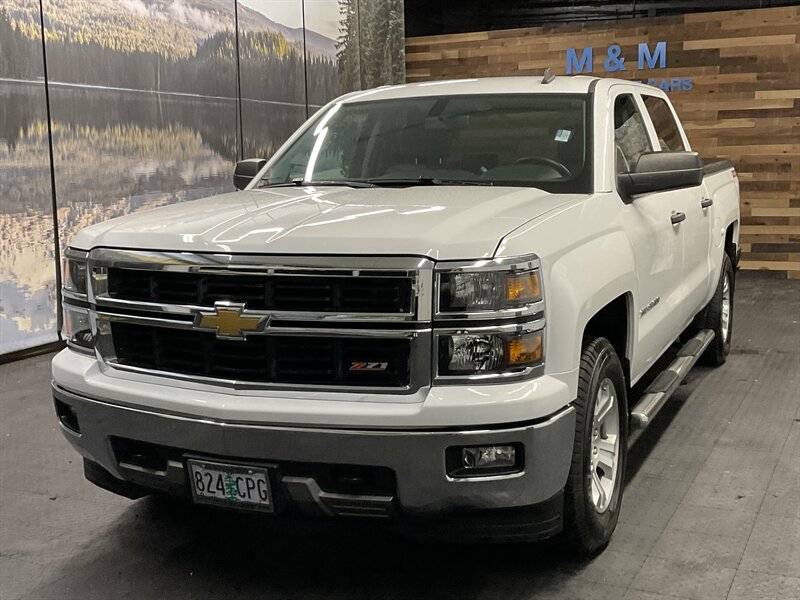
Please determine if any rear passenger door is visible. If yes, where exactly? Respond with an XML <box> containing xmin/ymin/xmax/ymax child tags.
<box><xmin>640</xmin><ymin>92</ymin><xmax>712</xmax><ymax>316</ymax></box>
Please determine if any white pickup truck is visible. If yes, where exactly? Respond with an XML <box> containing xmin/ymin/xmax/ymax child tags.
<box><xmin>53</xmin><ymin>75</ymin><xmax>739</xmax><ymax>552</ymax></box>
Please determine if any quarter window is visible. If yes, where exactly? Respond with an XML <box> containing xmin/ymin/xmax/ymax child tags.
<box><xmin>613</xmin><ymin>95</ymin><xmax>651</xmax><ymax>174</ymax></box>
<box><xmin>642</xmin><ymin>95</ymin><xmax>686</xmax><ymax>152</ymax></box>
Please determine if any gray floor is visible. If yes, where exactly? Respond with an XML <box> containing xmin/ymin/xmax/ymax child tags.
<box><xmin>1</xmin><ymin>275</ymin><xmax>798</xmax><ymax>600</ymax></box>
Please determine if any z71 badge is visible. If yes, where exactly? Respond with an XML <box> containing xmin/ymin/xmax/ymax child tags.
<box><xmin>349</xmin><ymin>362</ymin><xmax>389</xmax><ymax>372</ymax></box>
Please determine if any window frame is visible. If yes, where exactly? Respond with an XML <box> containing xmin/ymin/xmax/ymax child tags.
<box><xmin>611</xmin><ymin>91</ymin><xmax>654</xmax><ymax>175</ymax></box>
<box><xmin>639</xmin><ymin>92</ymin><xmax>691</xmax><ymax>153</ymax></box>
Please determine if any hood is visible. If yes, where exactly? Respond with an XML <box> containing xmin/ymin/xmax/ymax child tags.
<box><xmin>71</xmin><ymin>186</ymin><xmax>580</xmax><ymax>260</ymax></box>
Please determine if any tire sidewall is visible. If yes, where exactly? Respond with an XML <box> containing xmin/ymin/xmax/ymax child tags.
<box><xmin>565</xmin><ymin>338</ymin><xmax>629</xmax><ymax>552</ymax></box>
<box><xmin>704</xmin><ymin>254</ymin><xmax>734</xmax><ymax>365</ymax></box>
<box><xmin>580</xmin><ymin>344</ymin><xmax>628</xmax><ymax>540</ymax></box>
<box><xmin>720</xmin><ymin>257</ymin><xmax>734</xmax><ymax>356</ymax></box>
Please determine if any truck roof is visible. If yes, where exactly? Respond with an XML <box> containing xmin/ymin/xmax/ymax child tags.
<box><xmin>338</xmin><ymin>75</ymin><xmax>654</xmax><ymax>103</ymax></box>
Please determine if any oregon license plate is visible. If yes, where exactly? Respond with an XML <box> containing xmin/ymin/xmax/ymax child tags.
<box><xmin>187</xmin><ymin>459</ymin><xmax>273</xmax><ymax>512</ymax></box>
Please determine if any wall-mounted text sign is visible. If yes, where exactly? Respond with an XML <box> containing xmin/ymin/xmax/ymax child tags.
<box><xmin>566</xmin><ymin>42</ymin><xmax>693</xmax><ymax>92</ymax></box>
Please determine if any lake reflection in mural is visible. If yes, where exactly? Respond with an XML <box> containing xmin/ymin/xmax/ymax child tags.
<box><xmin>0</xmin><ymin>5</ymin><xmax>57</xmax><ymax>353</ymax></box>
<box><xmin>0</xmin><ymin>0</ymin><xmax>404</xmax><ymax>356</ymax></box>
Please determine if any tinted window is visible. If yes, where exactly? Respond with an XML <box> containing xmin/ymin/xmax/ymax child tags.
<box><xmin>261</xmin><ymin>94</ymin><xmax>592</xmax><ymax>193</ymax></box>
<box><xmin>642</xmin><ymin>95</ymin><xmax>686</xmax><ymax>152</ymax></box>
<box><xmin>614</xmin><ymin>95</ymin><xmax>652</xmax><ymax>174</ymax></box>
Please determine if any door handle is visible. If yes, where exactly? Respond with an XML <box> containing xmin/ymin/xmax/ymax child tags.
<box><xmin>701</xmin><ymin>197</ymin><xmax>714</xmax><ymax>209</ymax></box>
<box><xmin>671</xmin><ymin>211</ymin><xmax>686</xmax><ymax>225</ymax></box>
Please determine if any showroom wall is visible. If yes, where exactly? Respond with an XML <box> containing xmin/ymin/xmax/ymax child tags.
<box><xmin>406</xmin><ymin>5</ymin><xmax>800</xmax><ymax>279</ymax></box>
<box><xmin>0</xmin><ymin>0</ymin><xmax>405</xmax><ymax>357</ymax></box>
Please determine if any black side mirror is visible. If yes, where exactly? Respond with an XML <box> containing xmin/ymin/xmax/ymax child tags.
<box><xmin>234</xmin><ymin>158</ymin><xmax>267</xmax><ymax>190</ymax></box>
<box><xmin>619</xmin><ymin>151</ymin><xmax>703</xmax><ymax>201</ymax></box>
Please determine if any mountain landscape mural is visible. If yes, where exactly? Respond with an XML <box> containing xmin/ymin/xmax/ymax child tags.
<box><xmin>0</xmin><ymin>0</ymin><xmax>404</xmax><ymax>356</ymax></box>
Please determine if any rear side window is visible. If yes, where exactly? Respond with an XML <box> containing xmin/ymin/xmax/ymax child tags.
<box><xmin>613</xmin><ymin>95</ymin><xmax>651</xmax><ymax>174</ymax></box>
<box><xmin>642</xmin><ymin>95</ymin><xmax>686</xmax><ymax>152</ymax></box>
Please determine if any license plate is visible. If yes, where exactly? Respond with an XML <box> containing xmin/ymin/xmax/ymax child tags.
<box><xmin>187</xmin><ymin>459</ymin><xmax>273</xmax><ymax>512</ymax></box>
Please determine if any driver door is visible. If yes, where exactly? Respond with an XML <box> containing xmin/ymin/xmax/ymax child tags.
<box><xmin>613</xmin><ymin>91</ymin><xmax>685</xmax><ymax>373</ymax></box>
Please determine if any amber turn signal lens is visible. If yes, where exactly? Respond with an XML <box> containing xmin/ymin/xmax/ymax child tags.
<box><xmin>505</xmin><ymin>271</ymin><xmax>541</xmax><ymax>304</ymax></box>
<box><xmin>506</xmin><ymin>333</ymin><xmax>543</xmax><ymax>366</ymax></box>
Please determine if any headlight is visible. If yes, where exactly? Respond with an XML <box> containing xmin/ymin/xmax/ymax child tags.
<box><xmin>437</xmin><ymin>259</ymin><xmax>542</xmax><ymax>315</ymax></box>
<box><xmin>62</xmin><ymin>249</ymin><xmax>89</xmax><ymax>297</ymax></box>
<box><xmin>61</xmin><ymin>248</ymin><xmax>93</xmax><ymax>353</ymax></box>
<box><xmin>434</xmin><ymin>255</ymin><xmax>545</xmax><ymax>382</ymax></box>
<box><xmin>62</xmin><ymin>304</ymin><xmax>95</xmax><ymax>354</ymax></box>
<box><xmin>438</xmin><ymin>330</ymin><xmax>543</xmax><ymax>376</ymax></box>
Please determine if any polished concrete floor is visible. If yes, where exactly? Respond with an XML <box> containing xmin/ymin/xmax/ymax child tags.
<box><xmin>1</xmin><ymin>275</ymin><xmax>798</xmax><ymax>600</ymax></box>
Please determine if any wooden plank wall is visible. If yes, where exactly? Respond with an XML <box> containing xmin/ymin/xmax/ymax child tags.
<box><xmin>406</xmin><ymin>6</ymin><xmax>800</xmax><ymax>278</ymax></box>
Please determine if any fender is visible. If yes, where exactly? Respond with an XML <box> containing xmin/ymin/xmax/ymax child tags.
<box><xmin>703</xmin><ymin>169</ymin><xmax>740</xmax><ymax>304</ymax></box>
<box><xmin>498</xmin><ymin>199</ymin><xmax>637</xmax><ymax>400</ymax></box>
<box><xmin>543</xmin><ymin>232</ymin><xmax>637</xmax><ymax>398</ymax></box>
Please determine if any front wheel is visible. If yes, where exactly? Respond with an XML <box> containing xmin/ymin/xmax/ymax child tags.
<box><xmin>563</xmin><ymin>336</ymin><xmax>628</xmax><ymax>553</ymax></box>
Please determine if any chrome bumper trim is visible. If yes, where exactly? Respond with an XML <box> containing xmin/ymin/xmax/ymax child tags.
<box><xmin>53</xmin><ymin>383</ymin><xmax>576</xmax><ymax>514</ymax></box>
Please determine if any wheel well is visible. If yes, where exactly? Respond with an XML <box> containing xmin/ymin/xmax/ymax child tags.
<box><xmin>583</xmin><ymin>293</ymin><xmax>631</xmax><ymax>385</ymax></box>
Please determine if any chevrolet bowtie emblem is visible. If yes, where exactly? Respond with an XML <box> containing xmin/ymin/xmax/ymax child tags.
<box><xmin>194</xmin><ymin>302</ymin><xmax>270</xmax><ymax>340</ymax></box>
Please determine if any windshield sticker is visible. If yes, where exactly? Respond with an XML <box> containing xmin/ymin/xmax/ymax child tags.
<box><xmin>555</xmin><ymin>129</ymin><xmax>572</xmax><ymax>142</ymax></box>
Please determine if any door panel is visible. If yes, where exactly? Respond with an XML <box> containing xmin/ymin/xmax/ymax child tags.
<box><xmin>640</xmin><ymin>93</ymin><xmax>711</xmax><ymax>321</ymax></box>
<box><xmin>612</xmin><ymin>92</ymin><xmax>685</xmax><ymax>378</ymax></box>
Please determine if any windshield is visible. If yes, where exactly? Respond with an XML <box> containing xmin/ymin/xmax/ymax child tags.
<box><xmin>259</xmin><ymin>93</ymin><xmax>592</xmax><ymax>193</ymax></box>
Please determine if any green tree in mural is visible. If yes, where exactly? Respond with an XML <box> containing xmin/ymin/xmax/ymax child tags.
<box><xmin>360</xmin><ymin>0</ymin><xmax>404</xmax><ymax>88</ymax></box>
<box><xmin>0</xmin><ymin>9</ymin><xmax>42</xmax><ymax>80</ymax></box>
<box><xmin>337</xmin><ymin>0</ymin><xmax>405</xmax><ymax>94</ymax></box>
<box><xmin>337</xmin><ymin>0</ymin><xmax>361</xmax><ymax>93</ymax></box>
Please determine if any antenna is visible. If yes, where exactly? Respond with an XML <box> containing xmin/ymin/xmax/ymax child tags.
<box><xmin>541</xmin><ymin>68</ymin><xmax>555</xmax><ymax>84</ymax></box>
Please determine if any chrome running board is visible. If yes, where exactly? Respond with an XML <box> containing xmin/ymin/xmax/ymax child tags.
<box><xmin>629</xmin><ymin>329</ymin><xmax>715</xmax><ymax>446</ymax></box>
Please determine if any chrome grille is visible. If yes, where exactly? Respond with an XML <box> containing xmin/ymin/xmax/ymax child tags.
<box><xmin>110</xmin><ymin>322</ymin><xmax>412</xmax><ymax>387</ymax></box>
<box><xmin>88</xmin><ymin>249</ymin><xmax>434</xmax><ymax>395</ymax></box>
<box><xmin>106</xmin><ymin>269</ymin><xmax>415</xmax><ymax>314</ymax></box>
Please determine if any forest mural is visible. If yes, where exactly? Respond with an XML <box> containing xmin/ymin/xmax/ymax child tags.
<box><xmin>0</xmin><ymin>0</ymin><xmax>405</xmax><ymax>356</ymax></box>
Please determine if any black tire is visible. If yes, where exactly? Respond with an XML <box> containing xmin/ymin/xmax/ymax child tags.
<box><xmin>700</xmin><ymin>254</ymin><xmax>734</xmax><ymax>367</ymax></box>
<box><xmin>563</xmin><ymin>336</ymin><xmax>628</xmax><ymax>554</ymax></box>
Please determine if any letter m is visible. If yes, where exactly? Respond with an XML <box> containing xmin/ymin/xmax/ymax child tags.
<box><xmin>566</xmin><ymin>47</ymin><xmax>593</xmax><ymax>74</ymax></box>
<box><xmin>638</xmin><ymin>42</ymin><xmax>666</xmax><ymax>70</ymax></box>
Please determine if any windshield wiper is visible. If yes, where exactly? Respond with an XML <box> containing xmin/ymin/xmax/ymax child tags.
<box><xmin>365</xmin><ymin>176</ymin><xmax>494</xmax><ymax>187</ymax></box>
<box><xmin>259</xmin><ymin>178</ymin><xmax>377</xmax><ymax>189</ymax></box>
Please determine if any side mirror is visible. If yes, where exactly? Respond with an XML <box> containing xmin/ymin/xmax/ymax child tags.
<box><xmin>619</xmin><ymin>151</ymin><xmax>703</xmax><ymax>201</ymax></box>
<box><xmin>234</xmin><ymin>158</ymin><xmax>267</xmax><ymax>190</ymax></box>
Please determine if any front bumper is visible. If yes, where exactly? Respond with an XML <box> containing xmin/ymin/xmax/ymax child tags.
<box><xmin>53</xmin><ymin>383</ymin><xmax>575</xmax><ymax>541</ymax></box>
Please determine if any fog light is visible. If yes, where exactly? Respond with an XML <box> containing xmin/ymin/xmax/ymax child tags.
<box><xmin>446</xmin><ymin>444</ymin><xmax>523</xmax><ymax>478</ymax></box>
<box><xmin>55</xmin><ymin>399</ymin><xmax>80</xmax><ymax>434</ymax></box>
<box><xmin>463</xmin><ymin>445</ymin><xmax>516</xmax><ymax>469</ymax></box>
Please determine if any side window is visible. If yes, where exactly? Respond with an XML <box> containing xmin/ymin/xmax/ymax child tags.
<box><xmin>642</xmin><ymin>95</ymin><xmax>686</xmax><ymax>152</ymax></box>
<box><xmin>613</xmin><ymin>94</ymin><xmax>652</xmax><ymax>174</ymax></box>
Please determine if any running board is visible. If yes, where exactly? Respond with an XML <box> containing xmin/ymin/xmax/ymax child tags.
<box><xmin>628</xmin><ymin>329</ymin><xmax>715</xmax><ymax>446</ymax></box>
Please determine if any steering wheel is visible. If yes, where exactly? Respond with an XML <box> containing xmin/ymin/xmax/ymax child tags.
<box><xmin>514</xmin><ymin>156</ymin><xmax>572</xmax><ymax>177</ymax></box>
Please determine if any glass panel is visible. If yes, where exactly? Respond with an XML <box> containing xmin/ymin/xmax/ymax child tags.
<box><xmin>614</xmin><ymin>94</ymin><xmax>652</xmax><ymax>174</ymax></box>
<box><xmin>332</xmin><ymin>0</ymin><xmax>362</xmax><ymax>95</ymax></box>
<box><xmin>261</xmin><ymin>94</ymin><xmax>592</xmax><ymax>193</ymax></box>
<box><xmin>357</xmin><ymin>0</ymin><xmax>405</xmax><ymax>89</ymax></box>
<box><xmin>42</xmin><ymin>0</ymin><xmax>239</xmax><ymax>262</ymax></box>
<box><xmin>0</xmin><ymin>2</ymin><xmax>59</xmax><ymax>354</ymax></box>
<box><xmin>237</xmin><ymin>0</ymin><xmax>310</xmax><ymax>158</ymax></box>
<box><xmin>303</xmin><ymin>0</ymin><xmax>343</xmax><ymax>110</ymax></box>
<box><xmin>642</xmin><ymin>94</ymin><xmax>687</xmax><ymax>152</ymax></box>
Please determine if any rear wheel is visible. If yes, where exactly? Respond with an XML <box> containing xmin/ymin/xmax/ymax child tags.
<box><xmin>700</xmin><ymin>254</ymin><xmax>734</xmax><ymax>366</ymax></box>
<box><xmin>563</xmin><ymin>336</ymin><xmax>628</xmax><ymax>553</ymax></box>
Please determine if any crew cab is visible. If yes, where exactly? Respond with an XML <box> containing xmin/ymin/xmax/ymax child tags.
<box><xmin>53</xmin><ymin>75</ymin><xmax>739</xmax><ymax>552</ymax></box>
